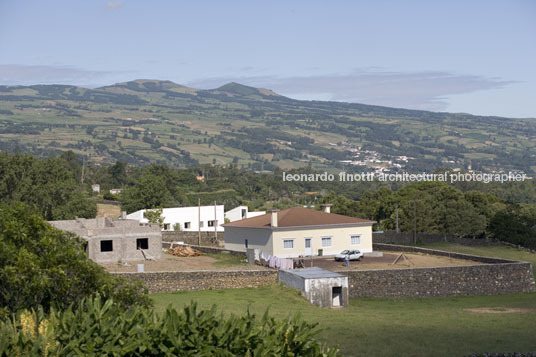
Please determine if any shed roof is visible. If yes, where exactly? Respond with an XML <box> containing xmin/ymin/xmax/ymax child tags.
<box><xmin>286</xmin><ymin>267</ymin><xmax>346</xmax><ymax>279</ymax></box>
<box><xmin>222</xmin><ymin>207</ymin><xmax>374</xmax><ymax>228</ymax></box>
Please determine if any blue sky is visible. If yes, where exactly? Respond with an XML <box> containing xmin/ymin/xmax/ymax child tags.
<box><xmin>0</xmin><ymin>1</ymin><xmax>534</xmax><ymax>117</ymax></box>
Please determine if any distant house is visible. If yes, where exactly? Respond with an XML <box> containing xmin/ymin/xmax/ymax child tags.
<box><xmin>91</xmin><ymin>184</ymin><xmax>100</xmax><ymax>193</ymax></box>
<box><xmin>127</xmin><ymin>205</ymin><xmax>224</xmax><ymax>232</ymax></box>
<box><xmin>223</xmin><ymin>205</ymin><xmax>375</xmax><ymax>258</ymax></box>
<box><xmin>109</xmin><ymin>188</ymin><xmax>122</xmax><ymax>195</ymax></box>
<box><xmin>49</xmin><ymin>217</ymin><xmax>162</xmax><ymax>263</ymax></box>
<box><xmin>225</xmin><ymin>205</ymin><xmax>266</xmax><ymax>222</ymax></box>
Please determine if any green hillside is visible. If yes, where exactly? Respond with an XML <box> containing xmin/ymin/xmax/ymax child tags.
<box><xmin>0</xmin><ymin>79</ymin><xmax>535</xmax><ymax>174</ymax></box>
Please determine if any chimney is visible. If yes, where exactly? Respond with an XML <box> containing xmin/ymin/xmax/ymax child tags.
<box><xmin>269</xmin><ymin>208</ymin><xmax>280</xmax><ymax>227</ymax></box>
<box><xmin>322</xmin><ymin>204</ymin><xmax>333</xmax><ymax>214</ymax></box>
<box><xmin>121</xmin><ymin>211</ymin><xmax>127</xmax><ymax>219</ymax></box>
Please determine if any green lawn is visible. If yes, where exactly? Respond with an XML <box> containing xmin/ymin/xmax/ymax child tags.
<box><xmin>152</xmin><ymin>284</ymin><xmax>536</xmax><ymax>357</ymax></box>
<box><xmin>419</xmin><ymin>242</ymin><xmax>536</xmax><ymax>277</ymax></box>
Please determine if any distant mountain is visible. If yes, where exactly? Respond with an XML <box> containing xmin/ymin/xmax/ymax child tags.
<box><xmin>0</xmin><ymin>80</ymin><xmax>535</xmax><ymax>175</ymax></box>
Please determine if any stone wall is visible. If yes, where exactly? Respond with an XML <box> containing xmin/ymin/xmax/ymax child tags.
<box><xmin>373</xmin><ymin>231</ymin><xmax>493</xmax><ymax>246</ymax></box>
<box><xmin>162</xmin><ymin>231</ymin><xmax>224</xmax><ymax>247</ymax></box>
<box><xmin>340</xmin><ymin>263</ymin><xmax>535</xmax><ymax>298</ymax></box>
<box><xmin>337</xmin><ymin>243</ymin><xmax>535</xmax><ymax>298</ymax></box>
<box><xmin>115</xmin><ymin>270</ymin><xmax>277</xmax><ymax>293</ymax></box>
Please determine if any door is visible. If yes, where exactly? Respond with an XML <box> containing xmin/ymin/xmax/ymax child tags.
<box><xmin>332</xmin><ymin>287</ymin><xmax>342</xmax><ymax>307</ymax></box>
<box><xmin>304</xmin><ymin>238</ymin><xmax>312</xmax><ymax>256</ymax></box>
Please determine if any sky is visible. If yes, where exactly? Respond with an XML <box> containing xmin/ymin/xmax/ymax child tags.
<box><xmin>0</xmin><ymin>1</ymin><xmax>534</xmax><ymax>118</ymax></box>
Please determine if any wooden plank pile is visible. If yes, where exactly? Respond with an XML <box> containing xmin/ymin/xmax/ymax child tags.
<box><xmin>170</xmin><ymin>246</ymin><xmax>202</xmax><ymax>257</ymax></box>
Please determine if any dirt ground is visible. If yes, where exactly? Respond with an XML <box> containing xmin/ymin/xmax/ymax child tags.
<box><xmin>101</xmin><ymin>252</ymin><xmax>270</xmax><ymax>273</ymax></box>
<box><xmin>308</xmin><ymin>252</ymin><xmax>481</xmax><ymax>271</ymax></box>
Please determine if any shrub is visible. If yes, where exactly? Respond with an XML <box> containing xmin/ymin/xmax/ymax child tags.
<box><xmin>0</xmin><ymin>296</ymin><xmax>339</xmax><ymax>356</ymax></box>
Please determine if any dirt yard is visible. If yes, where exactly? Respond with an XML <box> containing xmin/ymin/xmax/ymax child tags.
<box><xmin>308</xmin><ymin>251</ymin><xmax>481</xmax><ymax>271</ymax></box>
<box><xmin>101</xmin><ymin>251</ymin><xmax>270</xmax><ymax>273</ymax></box>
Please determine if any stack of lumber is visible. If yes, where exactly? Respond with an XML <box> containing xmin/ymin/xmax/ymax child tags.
<box><xmin>171</xmin><ymin>246</ymin><xmax>202</xmax><ymax>257</ymax></box>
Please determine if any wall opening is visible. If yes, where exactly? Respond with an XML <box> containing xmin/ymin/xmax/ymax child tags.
<box><xmin>100</xmin><ymin>240</ymin><xmax>113</xmax><ymax>252</ymax></box>
<box><xmin>332</xmin><ymin>286</ymin><xmax>342</xmax><ymax>307</ymax></box>
<box><xmin>136</xmin><ymin>238</ymin><xmax>149</xmax><ymax>250</ymax></box>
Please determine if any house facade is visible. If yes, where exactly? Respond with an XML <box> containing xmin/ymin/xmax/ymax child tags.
<box><xmin>223</xmin><ymin>206</ymin><xmax>375</xmax><ymax>258</ymax></box>
<box><xmin>49</xmin><ymin>217</ymin><xmax>162</xmax><ymax>263</ymax></box>
<box><xmin>127</xmin><ymin>205</ymin><xmax>225</xmax><ymax>232</ymax></box>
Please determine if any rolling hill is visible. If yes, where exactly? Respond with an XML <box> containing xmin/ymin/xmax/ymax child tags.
<box><xmin>0</xmin><ymin>79</ymin><xmax>535</xmax><ymax>174</ymax></box>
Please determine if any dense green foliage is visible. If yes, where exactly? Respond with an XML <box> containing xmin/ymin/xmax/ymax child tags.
<box><xmin>0</xmin><ymin>203</ymin><xmax>151</xmax><ymax>319</ymax></box>
<box><xmin>0</xmin><ymin>152</ymin><xmax>96</xmax><ymax>220</ymax></box>
<box><xmin>0</xmin><ymin>151</ymin><xmax>534</xmax><ymax>247</ymax></box>
<box><xmin>0</xmin><ymin>296</ymin><xmax>338</xmax><ymax>356</ymax></box>
<box><xmin>0</xmin><ymin>80</ymin><xmax>535</xmax><ymax>175</ymax></box>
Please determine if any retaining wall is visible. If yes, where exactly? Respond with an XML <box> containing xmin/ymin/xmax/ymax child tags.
<box><xmin>162</xmin><ymin>231</ymin><xmax>224</xmax><ymax>247</ymax></box>
<box><xmin>338</xmin><ymin>243</ymin><xmax>535</xmax><ymax>298</ymax></box>
<box><xmin>116</xmin><ymin>270</ymin><xmax>277</xmax><ymax>293</ymax></box>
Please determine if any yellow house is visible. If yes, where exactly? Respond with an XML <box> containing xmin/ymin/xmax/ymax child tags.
<box><xmin>223</xmin><ymin>206</ymin><xmax>375</xmax><ymax>258</ymax></box>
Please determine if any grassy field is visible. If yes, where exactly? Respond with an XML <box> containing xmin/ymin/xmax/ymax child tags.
<box><xmin>151</xmin><ymin>284</ymin><xmax>536</xmax><ymax>357</ymax></box>
<box><xmin>419</xmin><ymin>242</ymin><xmax>536</xmax><ymax>277</ymax></box>
<box><xmin>151</xmin><ymin>243</ymin><xmax>536</xmax><ymax>356</ymax></box>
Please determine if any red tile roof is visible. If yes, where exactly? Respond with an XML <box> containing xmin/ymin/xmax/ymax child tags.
<box><xmin>223</xmin><ymin>207</ymin><xmax>374</xmax><ymax>228</ymax></box>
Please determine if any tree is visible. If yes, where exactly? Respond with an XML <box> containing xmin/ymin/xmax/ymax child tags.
<box><xmin>144</xmin><ymin>207</ymin><xmax>164</xmax><ymax>225</ymax></box>
<box><xmin>120</xmin><ymin>173</ymin><xmax>172</xmax><ymax>213</ymax></box>
<box><xmin>0</xmin><ymin>203</ymin><xmax>150</xmax><ymax>319</ymax></box>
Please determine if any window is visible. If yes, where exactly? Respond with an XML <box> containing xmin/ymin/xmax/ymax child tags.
<box><xmin>184</xmin><ymin>222</ymin><xmax>191</xmax><ymax>229</ymax></box>
<box><xmin>208</xmin><ymin>220</ymin><xmax>215</xmax><ymax>227</ymax></box>
<box><xmin>136</xmin><ymin>238</ymin><xmax>149</xmax><ymax>250</ymax></box>
<box><xmin>163</xmin><ymin>223</ymin><xmax>170</xmax><ymax>231</ymax></box>
<box><xmin>200</xmin><ymin>221</ymin><xmax>204</xmax><ymax>228</ymax></box>
<box><xmin>100</xmin><ymin>240</ymin><xmax>113</xmax><ymax>252</ymax></box>
<box><xmin>241</xmin><ymin>208</ymin><xmax>247</xmax><ymax>218</ymax></box>
<box><xmin>244</xmin><ymin>239</ymin><xmax>248</xmax><ymax>249</ymax></box>
<box><xmin>351</xmin><ymin>235</ymin><xmax>361</xmax><ymax>245</ymax></box>
<box><xmin>321</xmin><ymin>237</ymin><xmax>332</xmax><ymax>247</ymax></box>
<box><xmin>283</xmin><ymin>239</ymin><xmax>294</xmax><ymax>249</ymax></box>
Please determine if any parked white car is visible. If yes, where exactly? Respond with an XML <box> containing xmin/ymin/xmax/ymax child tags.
<box><xmin>334</xmin><ymin>250</ymin><xmax>363</xmax><ymax>261</ymax></box>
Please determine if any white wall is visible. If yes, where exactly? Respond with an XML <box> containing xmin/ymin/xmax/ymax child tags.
<box><xmin>272</xmin><ymin>225</ymin><xmax>373</xmax><ymax>258</ymax></box>
<box><xmin>127</xmin><ymin>206</ymin><xmax>225</xmax><ymax>232</ymax></box>
<box><xmin>224</xmin><ymin>226</ymin><xmax>273</xmax><ymax>255</ymax></box>
<box><xmin>225</xmin><ymin>206</ymin><xmax>266</xmax><ymax>222</ymax></box>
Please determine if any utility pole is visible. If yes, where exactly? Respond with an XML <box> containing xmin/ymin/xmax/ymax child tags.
<box><xmin>395</xmin><ymin>205</ymin><xmax>399</xmax><ymax>233</ymax></box>
<box><xmin>198</xmin><ymin>198</ymin><xmax>201</xmax><ymax>246</ymax></box>
<box><xmin>214</xmin><ymin>201</ymin><xmax>217</xmax><ymax>240</ymax></box>
<box><xmin>413</xmin><ymin>200</ymin><xmax>417</xmax><ymax>245</ymax></box>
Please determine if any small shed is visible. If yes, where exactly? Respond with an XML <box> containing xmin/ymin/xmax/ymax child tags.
<box><xmin>278</xmin><ymin>267</ymin><xmax>348</xmax><ymax>308</ymax></box>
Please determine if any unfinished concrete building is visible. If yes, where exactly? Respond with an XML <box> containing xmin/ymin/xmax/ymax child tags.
<box><xmin>278</xmin><ymin>267</ymin><xmax>348</xmax><ymax>308</ymax></box>
<box><xmin>49</xmin><ymin>217</ymin><xmax>162</xmax><ymax>263</ymax></box>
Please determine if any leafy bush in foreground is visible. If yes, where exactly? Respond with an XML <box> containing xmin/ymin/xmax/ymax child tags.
<box><xmin>0</xmin><ymin>296</ymin><xmax>339</xmax><ymax>356</ymax></box>
<box><xmin>0</xmin><ymin>203</ymin><xmax>151</xmax><ymax>319</ymax></box>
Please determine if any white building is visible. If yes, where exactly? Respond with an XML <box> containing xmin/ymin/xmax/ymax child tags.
<box><xmin>127</xmin><ymin>205</ymin><xmax>224</xmax><ymax>232</ymax></box>
<box><xmin>225</xmin><ymin>205</ymin><xmax>266</xmax><ymax>223</ymax></box>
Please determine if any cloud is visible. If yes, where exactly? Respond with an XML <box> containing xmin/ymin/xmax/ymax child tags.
<box><xmin>188</xmin><ymin>70</ymin><xmax>516</xmax><ymax>111</ymax></box>
<box><xmin>0</xmin><ymin>64</ymin><xmax>126</xmax><ymax>87</ymax></box>
<box><xmin>105</xmin><ymin>1</ymin><xmax>123</xmax><ymax>10</ymax></box>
